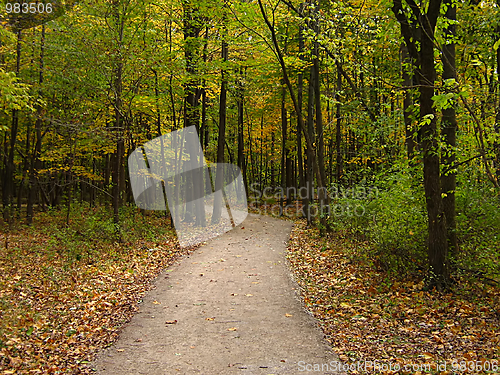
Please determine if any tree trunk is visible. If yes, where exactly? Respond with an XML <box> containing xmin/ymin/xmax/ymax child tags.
<box><xmin>297</xmin><ymin>24</ymin><xmax>305</xmax><ymax>214</ymax></box>
<box><xmin>183</xmin><ymin>1</ymin><xmax>205</xmax><ymax>226</ymax></box>
<box><xmin>401</xmin><ymin>42</ymin><xmax>416</xmax><ymax>162</ymax></box>
<box><xmin>27</xmin><ymin>25</ymin><xmax>45</xmax><ymax>225</ymax></box>
<box><xmin>441</xmin><ymin>2</ymin><xmax>458</xmax><ymax>256</ymax></box>
<box><xmin>392</xmin><ymin>0</ymin><xmax>448</xmax><ymax>287</ymax></box>
<box><xmin>258</xmin><ymin>0</ymin><xmax>327</xmax><ymax>225</ymax></box>
<box><xmin>494</xmin><ymin>10</ymin><xmax>500</xmax><ymax>182</ymax></box>
<box><xmin>313</xmin><ymin>37</ymin><xmax>330</xmax><ymax>229</ymax></box>
<box><xmin>2</xmin><ymin>31</ymin><xmax>22</xmax><ymax>224</ymax></box>
<box><xmin>280</xmin><ymin>80</ymin><xmax>287</xmax><ymax>212</ymax></box>
<box><xmin>305</xmin><ymin>66</ymin><xmax>315</xmax><ymax>223</ymax></box>
<box><xmin>336</xmin><ymin>62</ymin><xmax>342</xmax><ymax>182</ymax></box>
<box><xmin>419</xmin><ymin>0</ymin><xmax>449</xmax><ymax>286</ymax></box>
<box><xmin>111</xmin><ymin>8</ymin><xmax>124</xmax><ymax>229</ymax></box>
<box><xmin>237</xmin><ymin>68</ymin><xmax>247</xmax><ymax>193</ymax></box>
<box><xmin>212</xmin><ymin>37</ymin><xmax>228</xmax><ymax>224</ymax></box>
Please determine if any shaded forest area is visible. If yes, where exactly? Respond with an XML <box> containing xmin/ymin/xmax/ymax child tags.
<box><xmin>1</xmin><ymin>0</ymin><xmax>500</xmax><ymax>372</ymax></box>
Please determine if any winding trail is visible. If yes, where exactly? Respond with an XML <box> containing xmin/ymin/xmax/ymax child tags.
<box><xmin>91</xmin><ymin>214</ymin><xmax>340</xmax><ymax>374</ymax></box>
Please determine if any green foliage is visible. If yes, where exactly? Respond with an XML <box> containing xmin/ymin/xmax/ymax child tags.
<box><xmin>329</xmin><ymin>165</ymin><xmax>428</xmax><ymax>277</ymax></box>
<box><xmin>32</xmin><ymin>202</ymin><xmax>175</xmax><ymax>263</ymax></box>
<box><xmin>455</xmin><ymin>169</ymin><xmax>500</xmax><ymax>278</ymax></box>
<box><xmin>0</xmin><ymin>68</ymin><xmax>32</xmax><ymax>123</ymax></box>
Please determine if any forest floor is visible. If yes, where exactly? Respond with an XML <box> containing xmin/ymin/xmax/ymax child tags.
<box><xmin>286</xmin><ymin>220</ymin><xmax>500</xmax><ymax>374</ymax></box>
<box><xmin>0</xmin><ymin>208</ymin><xmax>190</xmax><ymax>374</ymax></box>
<box><xmin>1</xmin><ymin>206</ymin><xmax>499</xmax><ymax>374</ymax></box>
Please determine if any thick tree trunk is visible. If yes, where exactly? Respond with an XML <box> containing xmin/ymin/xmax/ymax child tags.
<box><xmin>392</xmin><ymin>0</ymin><xmax>448</xmax><ymax>287</ymax></box>
<box><xmin>419</xmin><ymin>0</ymin><xmax>449</xmax><ymax>286</ymax></box>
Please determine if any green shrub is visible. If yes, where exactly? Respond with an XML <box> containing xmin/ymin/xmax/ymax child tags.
<box><xmin>329</xmin><ymin>166</ymin><xmax>427</xmax><ymax>276</ymax></box>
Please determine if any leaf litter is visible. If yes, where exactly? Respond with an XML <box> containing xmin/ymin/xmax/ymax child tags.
<box><xmin>286</xmin><ymin>220</ymin><xmax>500</xmax><ymax>374</ymax></box>
<box><xmin>0</xmin><ymin>214</ymin><xmax>191</xmax><ymax>374</ymax></box>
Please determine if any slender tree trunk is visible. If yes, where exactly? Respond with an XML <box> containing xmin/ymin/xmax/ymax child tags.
<box><xmin>280</xmin><ymin>80</ymin><xmax>287</xmax><ymax>212</ymax></box>
<box><xmin>183</xmin><ymin>1</ymin><xmax>205</xmax><ymax>226</ymax></box>
<box><xmin>2</xmin><ymin>31</ymin><xmax>22</xmax><ymax>224</ymax></box>
<box><xmin>313</xmin><ymin>35</ymin><xmax>330</xmax><ymax>229</ymax></box>
<box><xmin>200</xmin><ymin>27</ymin><xmax>209</xmax><ymax>150</ymax></box>
<box><xmin>441</xmin><ymin>2</ymin><xmax>458</xmax><ymax>256</ymax></box>
<box><xmin>271</xmin><ymin>132</ymin><xmax>275</xmax><ymax>187</ymax></box>
<box><xmin>112</xmin><ymin>13</ymin><xmax>124</xmax><ymax>229</ymax></box>
<box><xmin>297</xmin><ymin>24</ymin><xmax>305</xmax><ymax>214</ymax></box>
<box><xmin>336</xmin><ymin>62</ymin><xmax>342</xmax><ymax>182</ymax></box>
<box><xmin>212</xmin><ymin>37</ymin><xmax>228</xmax><ymax>224</ymax></box>
<box><xmin>494</xmin><ymin>10</ymin><xmax>500</xmax><ymax>181</ymax></box>
<box><xmin>237</xmin><ymin>68</ymin><xmax>247</xmax><ymax>193</ymax></box>
<box><xmin>27</xmin><ymin>25</ymin><xmax>45</xmax><ymax>225</ymax></box>
<box><xmin>401</xmin><ymin>42</ymin><xmax>416</xmax><ymax>162</ymax></box>
<box><xmin>305</xmin><ymin>67</ymin><xmax>315</xmax><ymax>223</ymax></box>
<box><xmin>286</xmin><ymin>114</ymin><xmax>293</xmax><ymax>203</ymax></box>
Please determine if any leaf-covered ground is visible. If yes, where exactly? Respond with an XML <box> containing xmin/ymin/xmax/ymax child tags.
<box><xmin>0</xmin><ymin>209</ymin><xmax>189</xmax><ymax>374</ymax></box>
<box><xmin>286</xmin><ymin>220</ymin><xmax>500</xmax><ymax>374</ymax></box>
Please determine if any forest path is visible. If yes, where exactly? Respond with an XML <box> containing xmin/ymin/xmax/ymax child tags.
<box><xmin>91</xmin><ymin>214</ymin><xmax>340</xmax><ymax>375</ymax></box>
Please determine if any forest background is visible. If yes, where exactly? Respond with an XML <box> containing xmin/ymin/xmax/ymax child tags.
<box><xmin>0</xmin><ymin>0</ymin><xmax>499</xmax><ymax>373</ymax></box>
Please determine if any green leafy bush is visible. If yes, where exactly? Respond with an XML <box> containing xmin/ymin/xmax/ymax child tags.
<box><xmin>329</xmin><ymin>166</ymin><xmax>427</xmax><ymax>276</ymax></box>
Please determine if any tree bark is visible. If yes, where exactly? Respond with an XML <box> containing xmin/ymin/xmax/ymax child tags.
<box><xmin>27</xmin><ymin>25</ymin><xmax>45</xmax><ymax>225</ymax></box>
<box><xmin>401</xmin><ymin>42</ymin><xmax>416</xmax><ymax>162</ymax></box>
<box><xmin>212</xmin><ymin>37</ymin><xmax>228</xmax><ymax>224</ymax></box>
<box><xmin>183</xmin><ymin>1</ymin><xmax>205</xmax><ymax>226</ymax></box>
<box><xmin>111</xmin><ymin>3</ymin><xmax>125</xmax><ymax>229</ymax></box>
<box><xmin>2</xmin><ymin>30</ymin><xmax>22</xmax><ymax>224</ymax></box>
<box><xmin>313</xmin><ymin>36</ymin><xmax>330</xmax><ymax>230</ymax></box>
<box><xmin>392</xmin><ymin>0</ymin><xmax>449</xmax><ymax>287</ymax></box>
<box><xmin>336</xmin><ymin>62</ymin><xmax>342</xmax><ymax>182</ymax></box>
<box><xmin>280</xmin><ymin>80</ymin><xmax>287</xmax><ymax>212</ymax></box>
<box><xmin>441</xmin><ymin>2</ymin><xmax>458</xmax><ymax>256</ymax></box>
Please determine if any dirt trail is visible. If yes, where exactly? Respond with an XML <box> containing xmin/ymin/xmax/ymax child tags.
<box><xmin>91</xmin><ymin>214</ymin><xmax>340</xmax><ymax>374</ymax></box>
